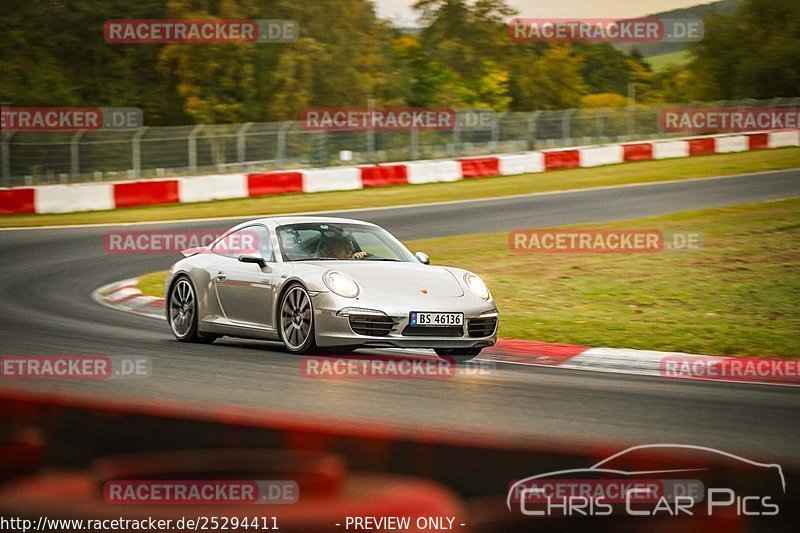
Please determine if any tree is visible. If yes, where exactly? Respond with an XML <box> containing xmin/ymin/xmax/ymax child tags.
<box><xmin>515</xmin><ymin>44</ymin><xmax>585</xmax><ymax>110</ymax></box>
<box><xmin>157</xmin><ymin>0</ymin><xmax>259</xmax><ymax>124</ymax></box>
<box><xmin>688</xmin><ymin>0</ymin><xmax>800</xmax><ymax>100</ymax></box>
<box><xmin>576</xmin><ymin>43</ymin><xmax>631</xmax><ymax>96</ymax></box>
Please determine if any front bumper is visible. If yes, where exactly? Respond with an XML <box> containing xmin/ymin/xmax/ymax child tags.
<box><xmin>311</xmin><ymin>291</ymin><xmax>498</xmax><ymax>349</ymax></box>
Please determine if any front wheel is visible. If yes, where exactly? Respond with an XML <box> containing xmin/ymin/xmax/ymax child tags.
<box><xmin>279</xmin><ymin>284</ymin><xmax>317</xmax><ymax>354</ymax></box>
<box><xmin>434</xmin><ymin>347</ymin><xmax>482</xmax><ymax>364</ymax></box>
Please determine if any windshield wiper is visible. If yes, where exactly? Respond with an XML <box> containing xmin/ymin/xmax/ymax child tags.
<box><xmin>365</xmin><ymin>258</ymin><xmax>401</xmax><ymax>261</ymax></box>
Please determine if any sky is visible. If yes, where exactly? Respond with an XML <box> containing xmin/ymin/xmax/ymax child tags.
<box><xmin>374</xmin><ymin>0</ymin><xmax>719</xmax><ymax>26</ymax></box>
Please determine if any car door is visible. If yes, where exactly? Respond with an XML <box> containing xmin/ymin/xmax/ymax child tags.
<box><xmin>211</xmin><ymin>225</ymin><xmax>276</xmax><ymax>329</ymax></box>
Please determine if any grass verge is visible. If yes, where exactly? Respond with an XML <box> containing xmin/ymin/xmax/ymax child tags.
<box><xmin>138</xmin><ymin>198</ymin><xmax>800</xmax><ymax>357</ymax></box>
<box><xmin>645</xmin><ymin>49</ymin><xmax>692</xmax><ymax>73</ymax></box>
<box><xmin>137</xmin><ymin>271</ymin><xmax>168</xmax><ymax>299</ymax></box>
<box><xmin>2</xmin><ymin>148</ymin><xmax>799</xmax><ymax>228</ymax></box>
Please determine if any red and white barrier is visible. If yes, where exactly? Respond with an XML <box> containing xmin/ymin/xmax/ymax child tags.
<box><xmin>403</xmin><ymin>160</ymin><xmax>462</xmax><ymax>184</ymax></box>
<box><xmin>652</xmin><ymin>139</ymin><xmax>690</xmax><ymax>159</ymax></box>
<box><xmin>622</xmin><ymin>143</ymin><xmax>653</xmax><ymax>162</ymax></box>
<box><xmin>714</xmin><ymin>135</ymin><xmax>748</xmax><ymax>153</ymax></box>
<box><xmin>543</xmin><ymin>149</ymin><xmax>580</xmax><ymax>170</ymax></box>
<box><xmin>35</xmin><ymin>183</ymin><xmax>114</xmax><ymax>214</ymax></box>
<box><xmin>497</xmin><ymin>152</ymin><xmax>544</xmax><ymax>175</ymax></box>
<box><xmin>2</xmin><ymin>129</ymin><xmax>797</xmax><ymax>215</ymax></box>
<box><xmin>302</xmin><ymin>167</ymin><xmax>362</xmax><ymax>193</ymax></box>
<box><xmin>178</xmin><ymin>173</ymin><xmax>248</xmax><ymax>203</ymax></box>
<box><xmin>768</xmin><ymin>130</ymin><xmax>800</xmax><ymax>148</ymax></box>
<box><xmin>458</xmin><ymin>157</ymin><xmax>500</xmax><ymax>178</ymax></box>
<box><xmin>578</xmin><ymin>145</ymin><xmax>624</xmax><ymax>167</ymax></box>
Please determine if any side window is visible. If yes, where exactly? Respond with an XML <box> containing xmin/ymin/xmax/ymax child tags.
<box><xmin>253</xmin><ymin>225</ymin><xmax>274</xmax><ymax>261</ymax></box>
<box><xmin>212</xmin><ymin>226</ymin><xmax>273</xmax><ymax>260</ymax></box>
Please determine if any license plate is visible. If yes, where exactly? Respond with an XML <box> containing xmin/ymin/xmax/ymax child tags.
<box><xmin>409</xmin><ymin>312</ymin><xmax>464</xmax><ymax>326</ymax></box>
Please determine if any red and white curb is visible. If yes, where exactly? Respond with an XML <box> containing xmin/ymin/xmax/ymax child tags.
<box><xmin>3</xmin><ymin>129</ymin><xmax>799</xmax><ymax>215</ymax></box>
<box><xmin>93</xmin><ymin>278</ymin><xmax>165</xmax><ymax>320</ymax></box>
<box><xmin>94</xmin><ymin>279</ymin><xmax>798</xmax><ymax>387</ymax></box>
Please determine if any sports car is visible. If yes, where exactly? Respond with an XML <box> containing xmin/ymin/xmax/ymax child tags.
<box><xmin>165</xmin><ymin>216</ymin><xmax>498</xmax><ymax>361</ymax></box>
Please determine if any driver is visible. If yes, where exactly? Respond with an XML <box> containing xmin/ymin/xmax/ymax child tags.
<box><xmin>319</xmin><ymin>235</ymin><xmax>367</xmax><ymax>260</ymax></box>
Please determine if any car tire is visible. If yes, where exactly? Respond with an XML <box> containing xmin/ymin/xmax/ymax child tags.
<box><xmin>278</xmin><ymin>283</ymin><xmax>318</xmax><ymax>354</ymax></box>
<box><xmin>434</xmin><ymin>347</ymin><xmax>482</xmax><ymax>364</ymax></box>
<box><xmin>168</xmin><ymin>275</ymin><xmax>217</xmax><ymax>343</ymax></box>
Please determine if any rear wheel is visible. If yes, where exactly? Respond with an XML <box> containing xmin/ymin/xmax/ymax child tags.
<box><xmin>434</xmin><ymin>347</ymin><xmax>482</xmax><ymax>364</ymax></box>
<box><xmin>279</xmin><ymin>284</ymin><xmax>317</xmax><ymax>354</ymax></box>
<box><xmin>168</xmin><ymin>276</ymin><xmax>217</xmax><ymax>343</ymax></box>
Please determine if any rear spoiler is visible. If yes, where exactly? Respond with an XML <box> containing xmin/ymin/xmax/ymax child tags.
<box><xmin>180</xmin><ymin>246</ymin><xmax>206</xmax><ymax>258</ymax></box>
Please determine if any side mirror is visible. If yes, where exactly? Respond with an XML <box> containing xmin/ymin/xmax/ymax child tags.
<box><xmin>238</xmin><ymin>252</ymin><xmax>267</xmax><ymax>268</ymax></box>
<box><xmin>415</xmin><ymin>251</ymin><xmax>430</xmax><ymax>265</ymax></box>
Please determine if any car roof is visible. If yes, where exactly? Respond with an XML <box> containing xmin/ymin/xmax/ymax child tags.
<box><xmin>236</xmin><ymin>215</ymin><xmax>378</xmax><ymax>228</ymax></box>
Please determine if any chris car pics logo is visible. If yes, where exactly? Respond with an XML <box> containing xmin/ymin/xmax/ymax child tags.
<box><xmin>507</xmin><ymin>444</ymin><xmax>784</xmax><ymax>518</ymax></box>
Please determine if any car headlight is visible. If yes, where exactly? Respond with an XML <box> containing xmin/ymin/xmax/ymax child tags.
<box><xmin>324</xmin><ymin>270</ymin><xmax>359</xmax><ymax>298</ymax></box>
<box><xmin>464</xmin><ymin>273</ymin><xmax>491</xmax><ymax>300</ymax></box>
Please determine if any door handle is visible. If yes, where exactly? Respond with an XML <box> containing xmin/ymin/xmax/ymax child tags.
<box><xmin>216</xmin><ymin>273</ymin><xmax>227</xmax><ymax>282</ymax></box>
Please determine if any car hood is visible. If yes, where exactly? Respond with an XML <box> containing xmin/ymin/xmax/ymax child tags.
<box><xmin>318</xmin><ymin>261</ymin><xmax>465</xmax><ymax>298</ymax></box>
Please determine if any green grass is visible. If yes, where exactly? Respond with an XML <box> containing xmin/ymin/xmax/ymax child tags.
<box><xmin>3</xmin><ymin>148</ymin><xmax>800</xmax><ymax>228</ymax></box>
<box><xmin>646</xmin><ymin>49</ymin><xmax>692</xmax><ymax>73</ymax></box>
<box><xmin>138</xmin><ymin>270</ymin><xmax>168</xmax><ymax>299</ymax></box>
<box><xmin>138</xmin><ymin>198</ymin><xmax>800</xmax><ymax>357</ymax></box>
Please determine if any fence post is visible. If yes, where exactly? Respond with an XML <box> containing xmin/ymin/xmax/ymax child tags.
<box><xmin>411</xmin><ymin>129</ymin><xmax>419</xmax><ymax>160</ymax></box>
<box><xmin>70</xmin><ymin>131</ymin><xmax>85</xmax><ymax>181</ymax></box>
<box><xmin>596</xmin><ymin>109</ymin><xmax>606</xmax><ymax>141</ymax></box>
<box><xmin>562</xmin><ymin>109</ymin><xmax>576</xmax><ymax>146</ymax></box>
<box><xmin>366</xmin><ymin>95</ymin><xmax>375</xmax><ymax>163</ymax></box>
<box><xmin>528</xmin><ymin>111</ymin><xmax>541</xmax><ymax>150</ymax></box>
<box><xmin>237</xmin><ymin>122</ymin><xmax>253</xmax><ymax>165</ymax></box>
<box><xmin>132</xmin><ymin>127</ymin><xmax>148</xmax><ymax>179</ymax></box>
<box><xmin>188</xmin><ymin>125</ymin><xmax>203</xmax><ymax>174</ymax></box>
<box><xmin>277</xmin><ymin>122</ymin><xmax>292</xmax><ymax>168</ymax></box>
<box><xmin>490</xmin><ymin>113</ymin><xmax>499</xmax><ymax>151</ymax></box>
<box><xmin>314</xmin><ymin>131</ymin><xmax>327</xmax><ymax>167</ymax></box>
<box><xmin>1</xmin><ymin>131</ymin><xmax>12</xmax><ymax>186</ymax></box>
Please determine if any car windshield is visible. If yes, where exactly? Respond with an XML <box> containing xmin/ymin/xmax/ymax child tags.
<box><xmin>277</xmin><ymin>222</ymin><xmax>416</xmax><ymax>262</ymax></box>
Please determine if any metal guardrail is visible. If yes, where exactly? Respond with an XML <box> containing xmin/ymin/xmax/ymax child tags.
<box><xmin>2</xmin><ymin>98</ymin><xmax>798</xmax><ymax>186</ymax></box>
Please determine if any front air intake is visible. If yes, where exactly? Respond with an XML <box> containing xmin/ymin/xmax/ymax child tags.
<box><xmin>348</xmin><ymin>315</ymin><xmax>395</xmax><ymax>336</ymax></box>
<box><xmin>467</xmin><ymin>317</ymin><xmax>498</xmax><ymax>337</ymax></box>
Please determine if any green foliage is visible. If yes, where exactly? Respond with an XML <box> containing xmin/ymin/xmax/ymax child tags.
<box><xmin>581</xmin><ymin>93</ymin><xmax>628</xmax><ymax>109</ymax></box>
<box><xmin>515</xmin><ymin>45</ymin><xmax>586</xmax><ymax>110</ymax></box>
<box><xmin>0</xmin><ymin>0</ymin><xmax>794</xmax><ymax>122</ymax></box>
<box><xmin>688</xmin><ymin>0</ymin><xmax>800</xmax><ymax>99</ymax></box>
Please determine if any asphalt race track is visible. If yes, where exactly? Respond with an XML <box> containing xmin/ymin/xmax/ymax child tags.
<box><xmin>1</xmin><ymin>169</ymin><xmax>799</xmax><ymax>463</ymax></box>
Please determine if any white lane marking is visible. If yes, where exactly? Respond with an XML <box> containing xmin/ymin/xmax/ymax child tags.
<box><xmin>483</xmin><ymin>350</ymin><xmax>799</xmax><ymax>388</ymax></box>
<box><xmin>2</xmin><ymin>168</ymin><xmax>797</xmax><ymax>232</ymax></box>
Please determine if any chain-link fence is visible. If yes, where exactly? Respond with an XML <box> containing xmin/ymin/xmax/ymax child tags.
<box><xmin>2</xmin><ymin>98</ymin><xmax>798</xmax><ymax>186</ymax></box>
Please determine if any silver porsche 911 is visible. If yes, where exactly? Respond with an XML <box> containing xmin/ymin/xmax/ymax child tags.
<box><xmin>165</xmin><ymin>216</ymin><xmax>498</xmax><ymax>361</ymax></box>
